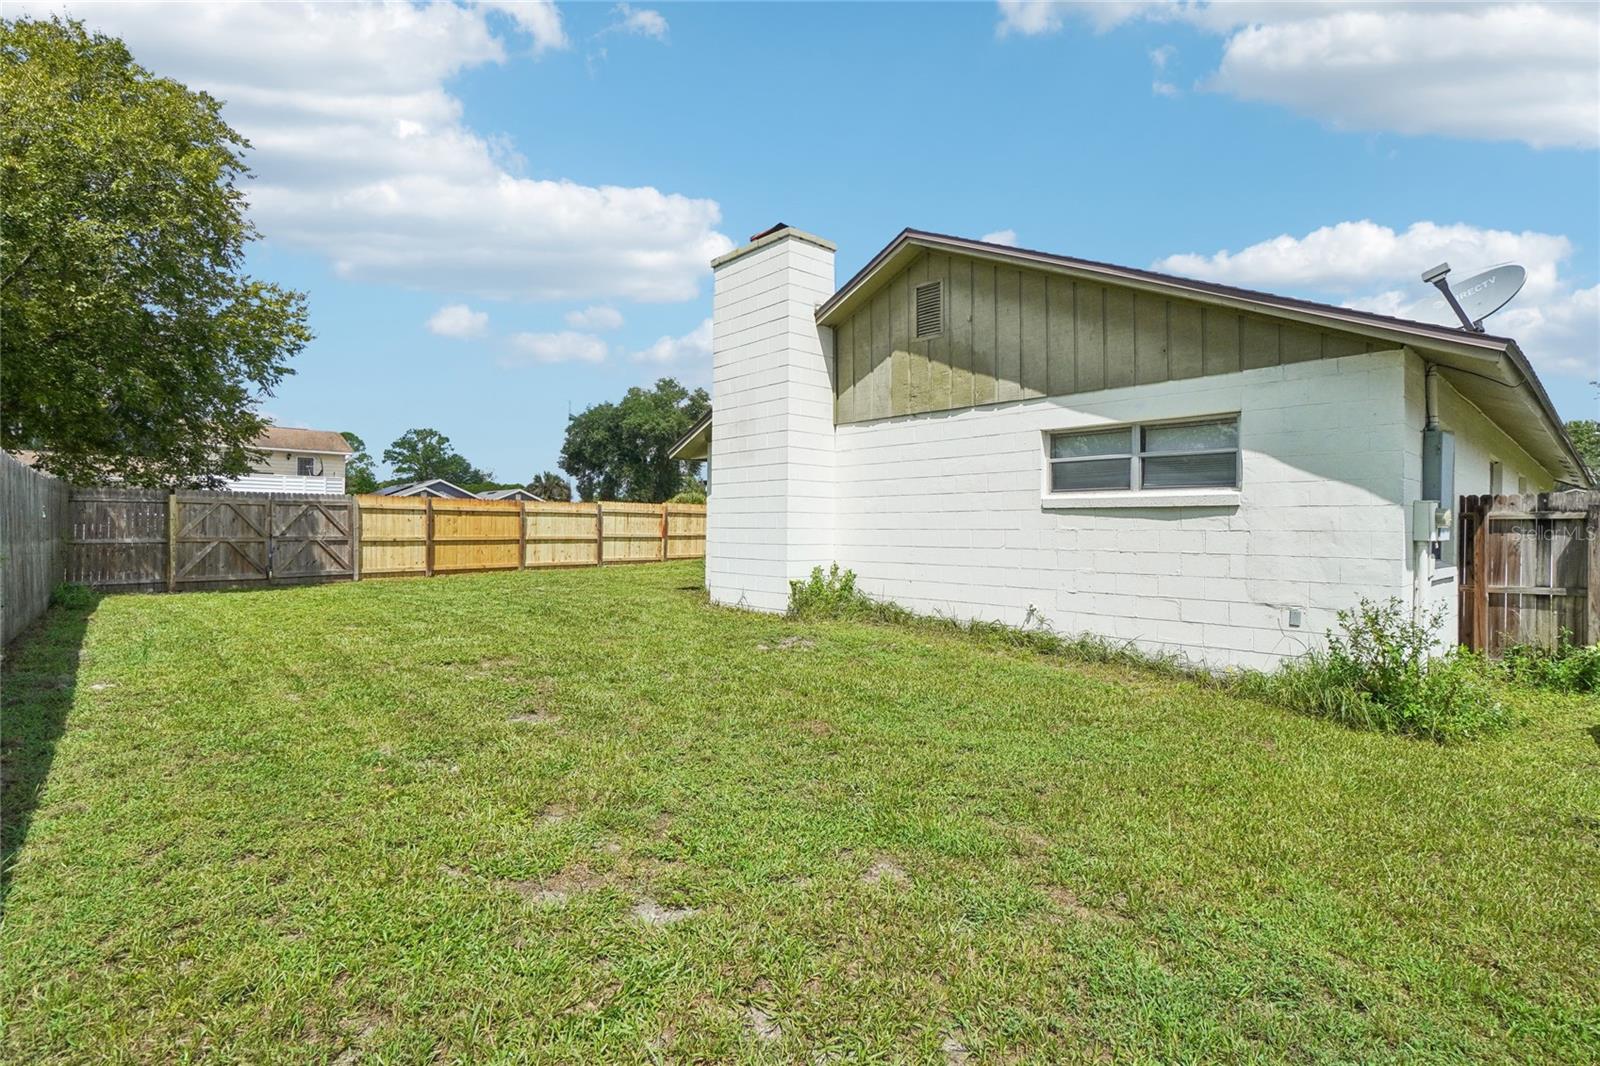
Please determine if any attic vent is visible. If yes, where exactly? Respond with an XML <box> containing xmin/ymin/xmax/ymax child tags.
<box><xmin>914</xmin><ymin>281</ymin><xmax>943</xmax><ymax>339</ymax></box>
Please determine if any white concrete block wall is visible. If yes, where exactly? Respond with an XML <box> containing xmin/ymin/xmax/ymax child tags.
<box><xmin>1401</xmin><ymin>352</ymin><xmax>1555</xmax><ymax>642</ymax></box>
<box><xmin>832</xmin><ymin>351</ymin><xmax>1417</xmax><ymax>669</ymax></box>
<box><xmin>706</xmin><ymin>230</ymin><xmax>837</xmax><ymax>612</ymax></box>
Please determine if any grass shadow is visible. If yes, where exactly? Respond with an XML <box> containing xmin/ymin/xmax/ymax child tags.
<box><xmin>1</xmin><ymin>588</ymin><xmax>100</xmax><ymax>911</ymax></box>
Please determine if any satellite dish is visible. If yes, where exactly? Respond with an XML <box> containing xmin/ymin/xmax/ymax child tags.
<box><xmin>1450</xmin><ymin>265</ymin><xmax>1525</xmax><ymax>324</ymax></box>
<box><xmin>1419</xmin><ymin>262</ymin><xmax>1525</xmax><ymax>332</ymax></box>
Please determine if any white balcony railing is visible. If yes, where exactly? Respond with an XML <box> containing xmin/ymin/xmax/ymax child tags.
<box><xmin>223</xmin><ymin>473</ymin><xmax>346</xmax><ymax>495</ymax></box>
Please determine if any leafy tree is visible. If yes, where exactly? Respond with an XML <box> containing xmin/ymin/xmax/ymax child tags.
<box><xmin>342</xmin><ymin>432</ymin><xmax>379</xmax><ymax>495</ymax></box>
<box><xmin>0</xmin><ymin>17</ymin><xmax>310</xmax><ymax>486</ymax></box>
<box><xmin>526</xmin><ymin>470</ymin><xmax>572</xmax><ymax>502</ymax></box>
<box><xmin>1566</xmin><ymin>379</ymin><xmax>1599</xmax><ymax>483</ymax></box>
<box><xmin>382</xmin><ymin>428</ymin><xmax>490</xmax><ymax>485</ymax></box>
<box><xmin>560</xmin><ymin>378</ymin><xmax>708</xmax><ymax>501</ymax></box>
<box><xmin>1569</xmin><ymin>419</ymin><xmax>1598</xmax><ymax>480</ymax></box>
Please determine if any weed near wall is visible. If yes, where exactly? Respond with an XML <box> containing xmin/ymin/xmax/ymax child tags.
<box><xmin>787</xmin><ymin>567</ymin><xmax>1528</xmax><ymax>743</ymax></box>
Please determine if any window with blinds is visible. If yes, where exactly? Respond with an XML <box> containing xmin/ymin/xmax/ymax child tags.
<box><xmin>1048</xmin><ymin>416</ymin><xmax>1240</xmax><ymax>493</ymax></box>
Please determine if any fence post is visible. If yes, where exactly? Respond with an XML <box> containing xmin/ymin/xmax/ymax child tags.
<box><xmin>1588</xmin><ymin>502</ymin><xmax>1599</xmax><ymax>646</ymax></box>
<box><xmin>350</xmin><ymin>496</ymin><xmax>362</xmax><ymax>582</ymax></box>
<box><xmin>424</xmin><ymin>497</ymin><xmax>435</xmax><ymax>578</ymax></box>
<box><xmin>518</xmin><ymin>499</ymin><xmax>527</xmax><ymax>570</ymax></box>
<box><xmin>165</xmin><ymin>491</ymin><xmax>178</xmax><ymax>592</ymax></box>
<box><xmin>659</xmin><ymin>504</ymin><xmax>669</xmax><ymax>562</ymax></box>
<box><xmin>595</xmin><ymin>503</ymin><xmax>604</xmax><ymax>567</ymax></box>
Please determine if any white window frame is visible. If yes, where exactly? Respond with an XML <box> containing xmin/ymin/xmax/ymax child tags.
<box><xmin>1041</xmin><ymin>414</ymin><xmax>1242</xmax><ymax>509</ymax></box>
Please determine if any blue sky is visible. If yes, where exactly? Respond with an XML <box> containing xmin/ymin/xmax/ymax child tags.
<box><xmin>40</xmin><ymin>2</ymin><xmax>1600</xmax><ymax>484</ymax></box>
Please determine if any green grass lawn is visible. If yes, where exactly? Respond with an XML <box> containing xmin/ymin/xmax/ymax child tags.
<box><xmin>3</xmin><ymin>561</ymin><xmax>1597</xmax><ymax>1063</ymax></box>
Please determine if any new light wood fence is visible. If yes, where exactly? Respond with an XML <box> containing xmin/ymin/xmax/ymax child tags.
<box><xmin>2</xmin><ymin>451</ymin><xmax>71</xmax><ymax>644</ymax></box>
<box><xmin>355</xmin><ymin>496</ymin><xmax>705</xmax><ymax>578</ymax></box>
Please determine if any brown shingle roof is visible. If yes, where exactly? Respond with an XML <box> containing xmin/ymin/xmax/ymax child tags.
<box><xmin>255</xmin><ymin>426</ymin><xmax>354</xmax><ymax>454</ymax></box>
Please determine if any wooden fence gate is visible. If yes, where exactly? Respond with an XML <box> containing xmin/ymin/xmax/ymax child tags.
<box><xmin>1458</xmin><ymin>491</ymin><xmax>1599</xmax><ymax>654</ymax></box>
<box><xmin>69</xmin><ymin>490</ymin><xmax>356</xmax><ymax>592</ymax></box>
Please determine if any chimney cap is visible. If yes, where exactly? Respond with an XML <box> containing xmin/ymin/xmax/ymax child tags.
<box><xmin>748</xmin><ymin>222</ymin><xmax>790</xmax><ymax>242</ymax></box>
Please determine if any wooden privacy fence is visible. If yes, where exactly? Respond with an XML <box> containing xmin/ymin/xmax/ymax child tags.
<box><xmin>1458</xmin><ymin>491</ymin><xmax>1599</xmax><ymax>655</ymax></box>
<box><xmin>2</xmin><ymin>451</ymin><xmax>70</xmax><ymax>644</ymax></box>
<box><xmin>56</xmin><ymin>488</ymin><xmax>706</xmax><ymax>592</ymax></box>
<box><xmin>69</xmin><ymin>489</ymin><xmax>356</xmax><ymax>592</ymax></box>
<box><xmin>355</xmin><ymin>496</ymin><xmax>706</xmax><ymax>578</ymax></box>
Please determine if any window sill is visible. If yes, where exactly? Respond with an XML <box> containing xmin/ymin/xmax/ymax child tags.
<box><xmin>1040</xmin><ymin>489</ymin><xmax>1242</xmax><ymax>510</ymax></box>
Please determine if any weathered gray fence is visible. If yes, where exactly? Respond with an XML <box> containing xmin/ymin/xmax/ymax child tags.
<box><xmin>1458</xmin><ymin>490</ymin><xmax>1599</xmax><ymax>654</ymax></box>
<box><xmin>67</xmin><ymin>489</ymin><xmax>357</xmax><ymax>593</ymax></box>
<box><xmin>1</xmin><ymin>451</ymin><xmax>71</xmax><ymax>645</ymax></box>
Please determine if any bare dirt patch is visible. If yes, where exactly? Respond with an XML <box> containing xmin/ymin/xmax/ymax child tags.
<box><xmin>538</xmin><ymin>804</ymin><xmax>570</xmax><ymax>825</ymax></box>
<box><xmin>757</xmin><ymin>636</ymin><xmax>816</xmax><ymax>652</ymax></box>
<box><xmin>798</xmin><ymin>719</ymin><xmax>833</xmax><ymax>737</ymax></box>
<box><xmin>860</xmin><ymin>856</ymin><xmax>910</xmax><ymax>887</ymax></box>
<box><xmin>746</xmin><ymin>1006</ymin><xmax>782</xmax><ymax>1042</ymax></box>
<box><xmin>506</xmin><ymin>866</ymin><xmax>610</xmax><ymax>906</ymax></box>
<box><xmin>1046</xmin><ymin>885</ymin><xmax>1129</xmax><ymax>924</ymax></box>
<box><xmin>508</xmin><ymin>710</ymin><xmax>557</xmax><ymax>725</ymax></box>
<box><xmin>941</xmin><ymin>1032</ymin><xmax>972</xmax><ymax>1065</ymax></box>
<box><xmin>631</xmin><ymin>898</ymin><xmax>698</xmax><ymax>925</ymax></box>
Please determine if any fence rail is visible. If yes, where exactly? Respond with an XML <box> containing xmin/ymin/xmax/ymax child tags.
<box><xmin>2</xmin><ymin>452</ymin><xmax>70</xmax><ymax>644</ymax></box>
<box><xmin>1458</xmin><ymin>491</ymin><xmax>1599</xmax><ymax>654</ymax></box>
<box><xmin>48</xmin><ymin>488</ymin><xmax>705</xmax><ymax>596</ymax></box>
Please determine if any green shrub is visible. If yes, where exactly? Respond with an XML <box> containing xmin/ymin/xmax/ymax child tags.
<box><xmin>787</xmin><ymin>564</ymin><xmax>909</xmax><ymax>622</ymax></box>
<box><xmin>669</xmin><ymin>488</ymin><xmax>707</xmax><ymax>504</ymax></box>
<box><xmin>1242</xmin><ymin>599</ymin><xmax>1518</xmax><ymax>743</ymax></box>
<box><xmin>50</xmin><ymin>583</ymin><xmax>96</xmax><ymax>611</ymax></box>
<box><xmin>1496</xmin><ymin>636</ymin><xmax>1600</xmax><ymax>693</ymax></box>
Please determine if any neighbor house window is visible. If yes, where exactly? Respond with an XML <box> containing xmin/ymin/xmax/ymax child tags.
<box><xmin>296</xmin><ymin>457</ymin><xmax>315</xmax><ymax>476</ymax></box>
<box><xmin>1048</xmin><ymin>416</ymin><xmax>1239</xmax><ymax>493</ymax></box>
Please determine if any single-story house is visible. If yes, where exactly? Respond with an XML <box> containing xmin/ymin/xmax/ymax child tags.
<box><xmin>671</xmin><ymin>225</ymin><xmax>1591</xmax><ymax>668</ymax></box>
<box><xmin>376</xmin><ymin>479</ymin><xmax>480</xmax><ymax>499</ymax></box>
<box><xmin>480</xmin><ymin>487</ymin><xmax>544</xmax><ymax>501</ymax></box>
<box><xmin>229</xmin><ymin>426</ymin><xmax>354</xmax><ymax>495</ymax></box>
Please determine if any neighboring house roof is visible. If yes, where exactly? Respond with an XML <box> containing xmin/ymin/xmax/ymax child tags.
<box><xmin>376</xmin><ymin>479</ymin><xmax>479</xmax><ymax>498</ymax></box>
<box><xmin>809</xmin><ymin>228</ymin><xmax>1588</xmax><ymax>487</ymax></box>
<box><xmin>480</xmin><ymin>488</ymin><xmax>544</xmax><ymax>501</ymax></box>
<box><xmin>255</xmin><ymin>426</ymin><xmax>354</xmax><ymax>455</ymax></box>
<box><xmin>668</xmin><ymin>409</ymin><xmax>713</xmax><ymax>461</ymax></box>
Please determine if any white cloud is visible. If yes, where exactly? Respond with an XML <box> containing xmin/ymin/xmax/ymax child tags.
<box><xmin>1148</xmin><ymin>43</ymin><xmax>1175</xmax><ymax>70</ymax></box>
<box><xmin>605</xmin><ymin>3</ymin><xmax>668</xmax><ymax>40</ymax></box>
<box><xmin>502</xmin><ymin>331</ymin><xmax>609</xmax><ymax>366</ymax></box>
<box><xmin>996</xmin><ymin>2</ymin><xmax>1600</xmax><ymax>149</ymax></box>
<box><xmin>631</xmin><ymin>318</ymin><xmax>712</xmax><ymax>364</ymax></box>
<box><xmin>478</xmin><ymin>0</ymin><xmax>568</xmax><ymax>54</ymax></box>
<box><xmin>1151</xmin><ymin>80</ymin><xmax>1179</xmax><ymax>98</ymax></box>
<box><xmin>980</xmin><ymin>229</ymin><xmax>1019</xmax><ymax>247</ymax></box>
<box><xmin>564</xmin><ymin>305</ymin><xmax>625</xmax><ymax>331</ymax></box>
<box><xmin>28</xmin><ymin>2</ymin><xmax>732</xmax><ymax>301</ymax></box>
<box><xmin>426</xmin><ymin>303</ymin><xmax>490</xmax><ymax>339</ymax></box>
<box><xmin>1156</xmin><ymin>220</ymin><xmax>1598</xmax><ymax>378</ymax></box>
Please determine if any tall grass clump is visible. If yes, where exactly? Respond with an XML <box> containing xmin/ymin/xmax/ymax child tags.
<box><xmin>1495</xmin><ymin>635</ymin><xmax>1600</xmax><ymax>693</ymax></box>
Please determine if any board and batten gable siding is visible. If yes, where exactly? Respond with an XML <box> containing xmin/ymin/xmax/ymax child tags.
<box><xmin>832</xmin><ymin>250</ymin><xmax>1382</xmax><ymax>424</ymax></box>
<box><xmin>830</xmin><ymin>349</ymin><xmax>1416</xmax><ymax>669</ymax></box>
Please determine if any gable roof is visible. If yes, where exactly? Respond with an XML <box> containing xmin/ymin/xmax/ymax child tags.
<box><xmin>814</xmin><ymin>229</ymin><xmax>1589</xmax><ymax>486</ymax></box>
<box><xmin>376</xmin><ymin>479</ymin><xmax>478</xmax><ymax>498</ymax></box>
<box><xmin>480</xmin><ymin>487</ymin><xmax>543</xmax><ymax>501</ymax></box>
<box><xmin>255</xmin><ymin>426</ymin><xmax>354</xmax><ymax>455</ymax></box>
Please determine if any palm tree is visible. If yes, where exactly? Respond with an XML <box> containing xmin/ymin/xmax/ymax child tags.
<box><xmin>526</xmin><ymin>470</ymin><xmax>572</xmax><ymax>501</ymax></box>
